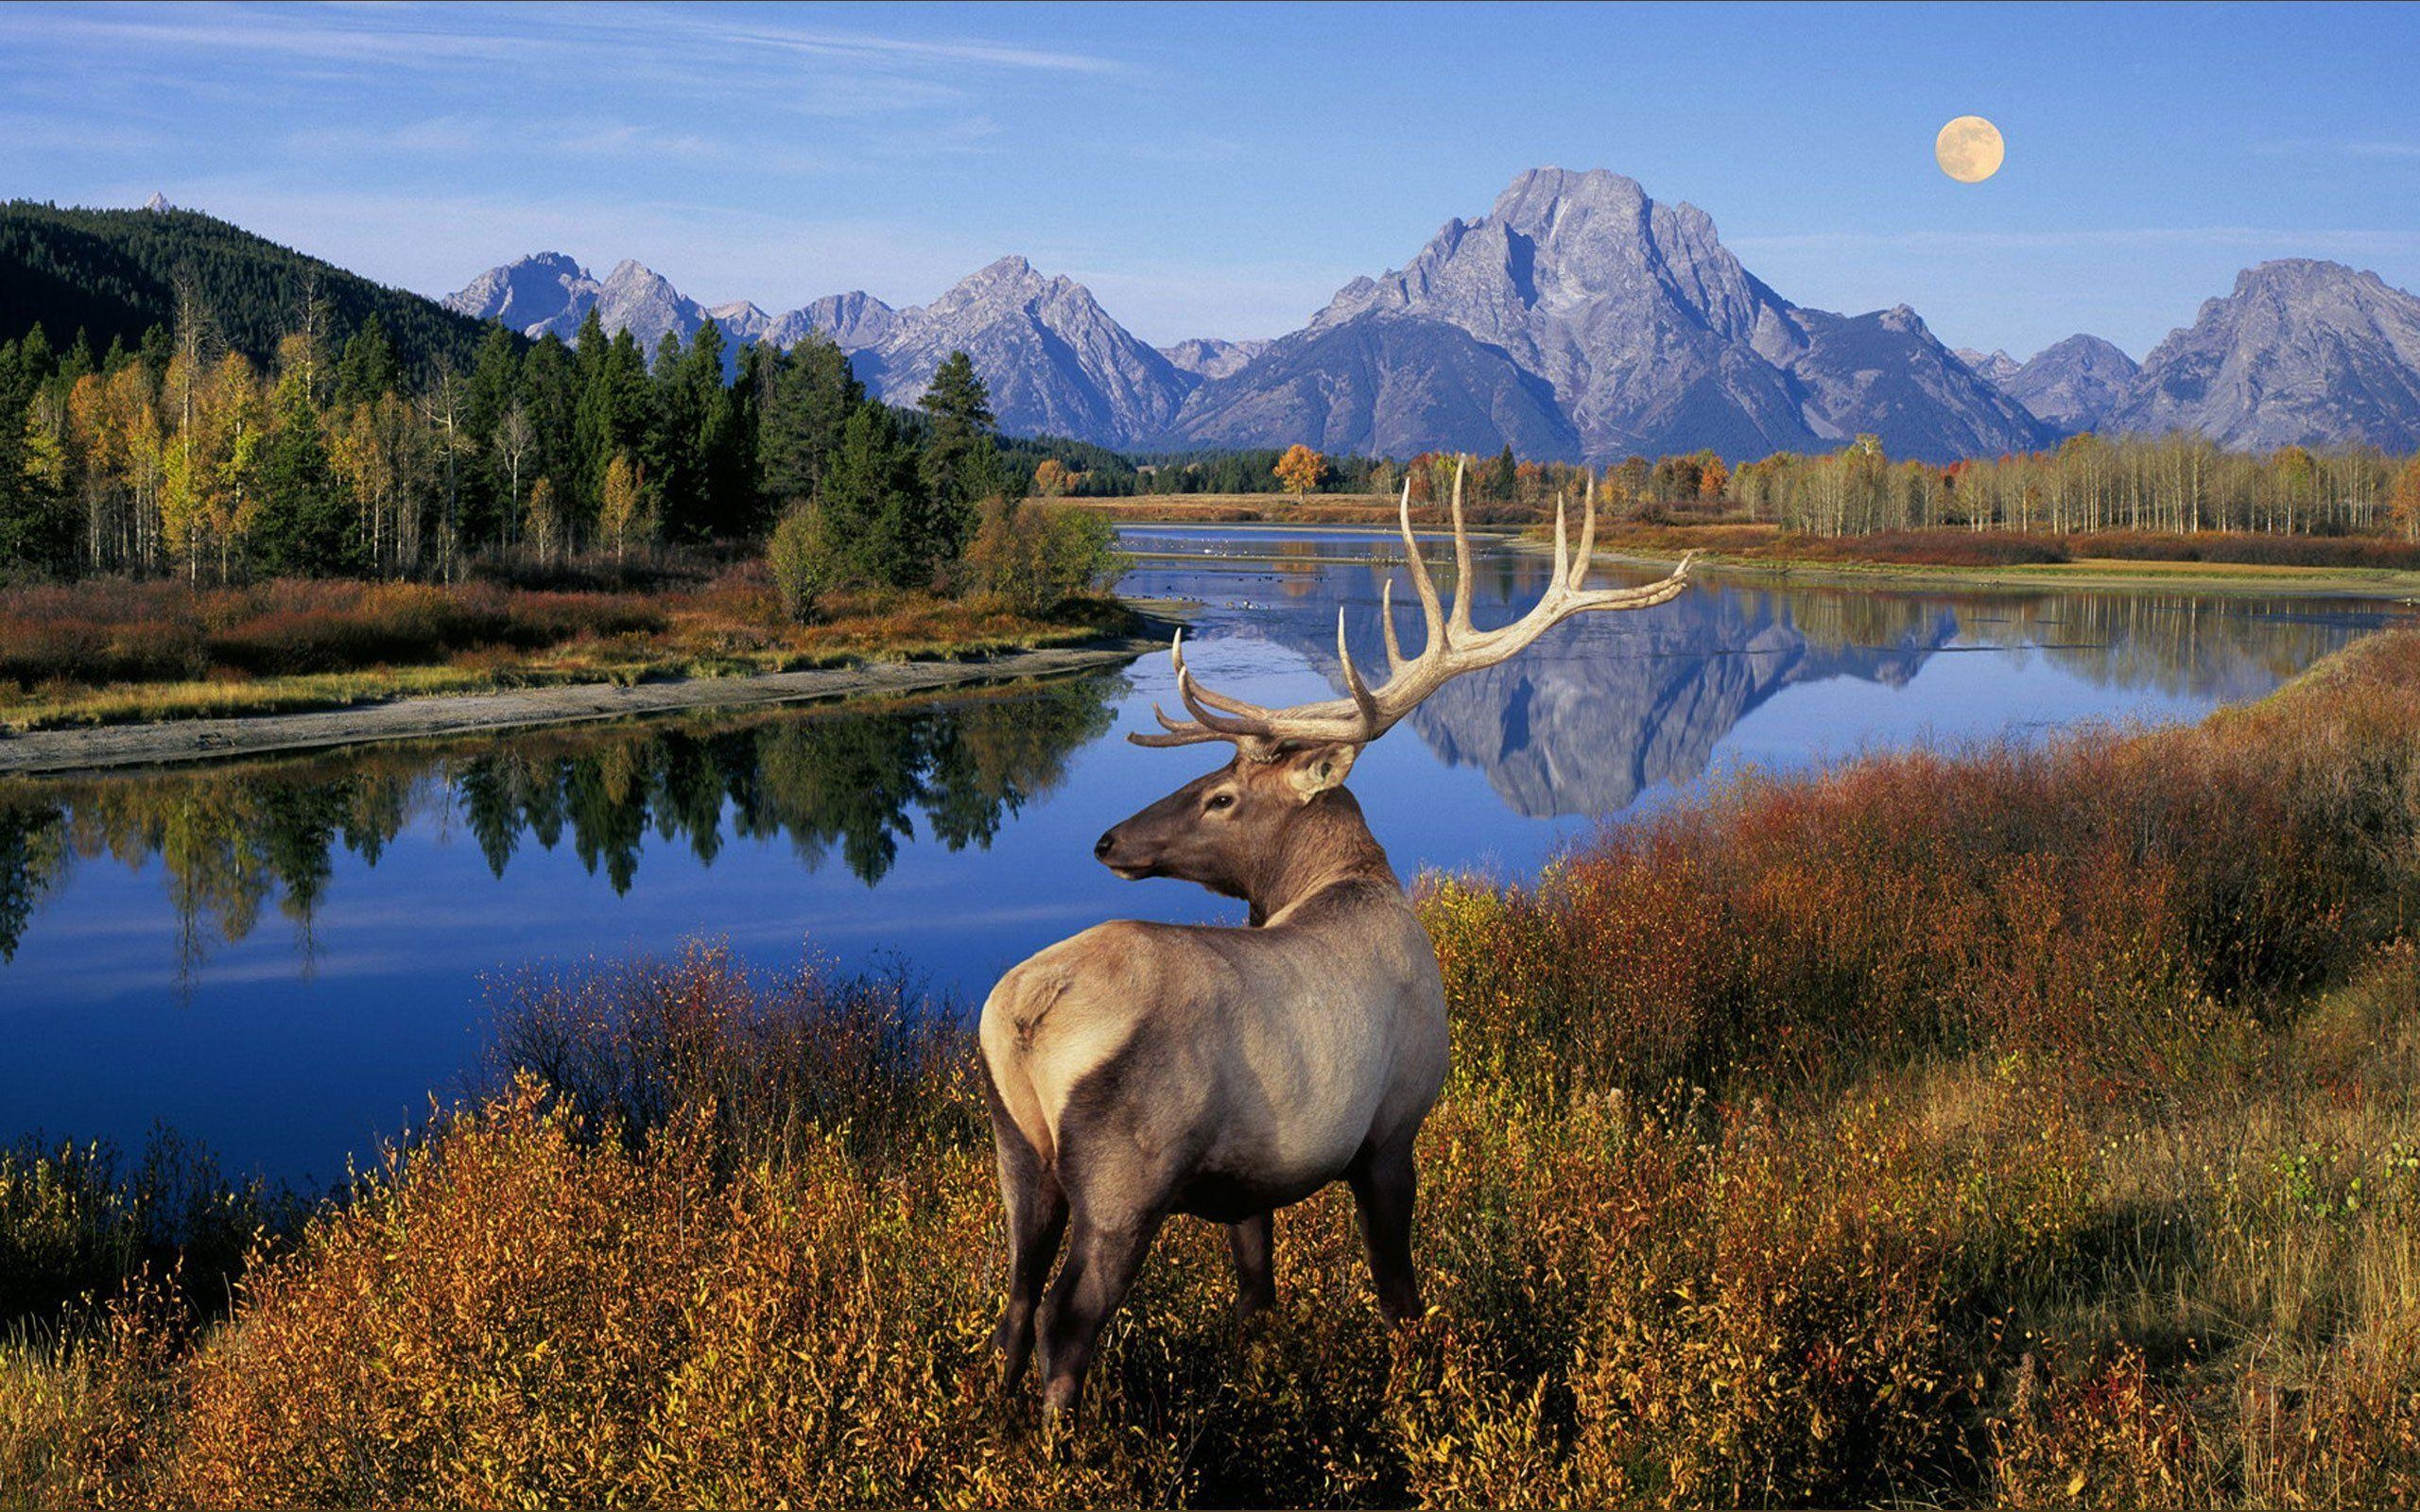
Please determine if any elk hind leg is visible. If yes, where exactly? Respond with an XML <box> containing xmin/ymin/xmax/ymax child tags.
<box><xmin>985</xmin><ymin>1080</ymin><xmax>1066</xmax><ymax>1389</ymax></box>
<box><xmin>1037</xmin><ymin>1202</ymin><xmax>1163</xmax><ymax>1419</ymax></box>
<box><xmin>1226</xmin><ymin>1211</ymin><xmax>1276</xmax><ymax>1319</ymax></box>
<box><xmin>1348</xmin><ymin>1140</ymin><xmax>1424</xmax><ymax>1324</ymax></box>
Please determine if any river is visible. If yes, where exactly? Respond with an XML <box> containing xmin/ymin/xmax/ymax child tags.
<box><xmin>0</xmin><ymin>525</ymin><xmax>2402</xmax><ymax>1181</ymax></box>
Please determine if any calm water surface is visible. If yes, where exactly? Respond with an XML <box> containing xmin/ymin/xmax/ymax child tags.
<box><xmin>2</xmin><ymin>525</ymin><xmax>2404</xmax><ymax>1180</ymax></box>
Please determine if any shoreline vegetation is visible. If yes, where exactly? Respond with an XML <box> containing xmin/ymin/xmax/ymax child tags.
<box><xmin>1560</xmin><ymin>520</ymin><xmax>2420</xmax><ymax>600</ymax></box>
<box><xmin>1081</xmin><ymin>496</ymin><xmax>2420</xmax><ymax>598</ymax></box>
<box><xmin>0</xmin><ymin>633</ymin><xmax>1154</xmax><ymax>778</ymax></box>
<box><xmin>0</xmin><ymin>562</ymin><xmax>1140</xmax><ymax>737</ymax></box>
<box><xmin>6</xmin><ymin>626</ymin><xmax>2420</xmax><ymax>1507</ymax></box>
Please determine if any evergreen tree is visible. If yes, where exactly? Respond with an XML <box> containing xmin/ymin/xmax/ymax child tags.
<box><xmin>822</xmin><ymin>402</ymin><xmax>923</xmax><ymax>587</ymax></box>
<box><xmin>518</xmin><ymin>335</ymin><xmax>577</xmax><ymax>500</ymax></box>
<box><xmin>16</xmin><ymin>323</ymin><xmax>54</xmax><ymax>383</ymax></box>
<box><xmin>60</xmin><ymin>329</ymin><xmax>95</xmax><ymax>385</ymax></box>
<box><xmin>757</xmin><ymin>335</ymin><xmax>864</xmax><ymax>514</ymax></box>
<box><xmin>571</xmin><ymin>318</ymin><xmax>651</xmax><ymax>530</ymax></box>
<box><xmin>644</xmin><ymin>322</ymin><xmax>741</xmax><ymax>541</ymax></box>
<box><xmin>459</xmin><ymin>323</ymin><xmax>523</xmax><ymax>545</ymax></box>
<box><xmin>1491</xmin><ymin>444</ymin><xmax>1518</xmax><ymax>500</ymax></box>
<box><xmin>683</xmin><ymin>320</ymin><xmax>742</xmax><ymax>538</ymax></box>
<box><xmin>0</xmin><ymin>339</ymin><xmax>73</xmax><ymax>576</ymax></box>
<box><xmin>332</xmin><ymin>315</ymin><xmax>400</xmax><ymax>409</ymax></box>
<box><xmin>138</xmin><ymin>323</ymin><xmax>173</xmax><ymax>383</ymax></box>
<box><xmin>251</xmin><ymin>371</ymin><xmax>356</xmax><ymax>576</ymax></box>
<box><xmin>915</xmin><ymin>350</ymin><xmax>999</xmax><ymax>570</ymax></box>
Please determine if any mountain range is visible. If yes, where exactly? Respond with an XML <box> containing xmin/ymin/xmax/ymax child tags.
<box><xmin>451</xmin><ymin>167</ymin><xmax>2420</xmax><ymax>463</ymax></box>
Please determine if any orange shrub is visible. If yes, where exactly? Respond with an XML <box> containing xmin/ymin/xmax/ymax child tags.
<box><xmin>1425</xmin><ymin>630</ymin><xmax>2420</xmax><ymax>1103</ymax></box>
<box><xmin>0</xmin><ymin>578</ymin><xmax>667</xmax><ymax>689</ymax></box>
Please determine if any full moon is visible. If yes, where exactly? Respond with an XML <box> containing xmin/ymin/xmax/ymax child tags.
<box><xmin>1935</xmin><ymin>115</ymin><xmax>2005</xmax><ymax>183</ymax></box>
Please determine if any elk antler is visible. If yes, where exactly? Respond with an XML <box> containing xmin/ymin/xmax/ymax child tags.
<box><xmin>1132</xmin><ymin>458</ymin><xmax>1695</xmax><ymax>756</ymax></box>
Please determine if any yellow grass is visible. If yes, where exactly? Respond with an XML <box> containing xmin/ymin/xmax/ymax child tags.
<box><xmin>0</xmin><ymin>589</ymin><xmax>1132</xmax><ymax>732</ymax></box>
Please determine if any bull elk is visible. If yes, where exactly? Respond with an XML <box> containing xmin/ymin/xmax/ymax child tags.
<box><xmin>978</xmin><ymin>461</ymin><xmax>1693</xmax><ymax>1416</ymax></box>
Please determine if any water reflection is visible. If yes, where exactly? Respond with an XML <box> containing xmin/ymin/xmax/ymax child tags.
<box><xmin>1164</xmin><ymin>547</ymin><xmax>2396</xmax><ymax>817</ymax></box>
<box><xmin>0</xmin><ymin>675</ymin><xmax>1120</xmax><ymax>974</ymax></box>
<box><xmin>4</xmin><ymin>527</ymin><xmax>2404</xmax><ymax>1179</ymax></box>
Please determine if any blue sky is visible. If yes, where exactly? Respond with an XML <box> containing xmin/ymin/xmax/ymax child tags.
<box><xmin>4</xmin><ymin>1</ymin><xmax>2416</xmax><ymax>358</ymax></box>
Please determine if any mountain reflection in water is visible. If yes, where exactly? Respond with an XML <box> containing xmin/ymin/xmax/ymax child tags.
<box><xmin>1126</xmin><ymin>535</ymin><xmax>2390</xmax><ymax>819</ymax></box>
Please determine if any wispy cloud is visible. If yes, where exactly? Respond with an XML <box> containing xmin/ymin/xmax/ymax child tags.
<box><xmin>2</xmin><ymin>3</ymin><xmax>1120</xmax><ymax>89</ymax></box>
<box><xmin>129</xmin><ymin>177</ymin><xmax>1012</xmax><ymax>311</ymax></box>
<box><xmin>1113</xmin><ymin>133</ymin><xmax>1250</xmax><ymax>166</ymax></box>
<box><xmin>2251</xmin><ymin>138</ymin><xmax>2420</xmax><ymax>163</ymax></box>
<box><xmin>1731</xmin><ymin>227</ymin><xmax>2420</xmax><ymax>258</ymax></box>
<box><xmin>0</xmin><ymin>112</ymin><xmax>173</xmax><ymax>156</ymax></box>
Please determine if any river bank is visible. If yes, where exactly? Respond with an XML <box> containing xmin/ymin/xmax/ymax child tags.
<box><xmin>1092</xmin><ymin>499</ymin><xmax>2420</xmax><ymax>600</ymax></box>
<box><xmin>0</xmin><ymin>567</ymin><xmax>1147</xmax><ymax>736</ymax></box>
<box><xmin>0</xmin><ymin>629</ymin><xmax>1167</xmax><ymax>777</ymax></box>
<box><xmin>1576</xmin><ymin>541</ymin><xmax>2420</xmax><ymax>600</ymax></box>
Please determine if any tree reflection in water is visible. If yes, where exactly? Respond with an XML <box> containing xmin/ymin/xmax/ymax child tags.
<box><xmin>0</xmin><ymin>673</ymin><xmax>1123</xmax><ymax>976</ymax></box>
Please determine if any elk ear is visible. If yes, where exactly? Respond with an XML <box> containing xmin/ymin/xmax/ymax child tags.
<box><xmin>1280</xmin><ymin>742</ymin><xmax>1359</xmax><ymax>803</ymax></box>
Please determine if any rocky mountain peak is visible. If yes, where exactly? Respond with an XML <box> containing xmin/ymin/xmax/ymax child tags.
<box><xmin>1488</xmin><ymin>165</ymin><xmax>1650</xmax><ymax>228</ymax></box>
<box><xmin>1994</xmin><ymin>335</ymin><xmax>2138</xmax><ymax>434</ymax></box>
<box><xmin>1956</xmin><ymin>347</ymin><xmax>2025</xmax><ymax>386</ymax></box>
<box><xmin>2235</xmin><ymin>257</ymin><xmax>2367</xmax><ymax>295</ymax></box>
<box><xmin>601</xmin><ymin>259</ymin><xmax>675</xmax><ymax>292</ymax></box>
<box><xmin>444</xmin><ymin>252</ymin><xmax>597</xmax><ymax>335</ymax></box>
<box><xmin>2116</xmin><ymin>258</ymin><xmax>2420</xmax><ymax>451</ymax></box>
<box><xmin>965</xmin><ymin>254</ymin><xmax>1046</xmax><ymax>289</ymax></box>
<box><xmin>440</xmin><ymin>174</ymin><xmax>2420</xmax><ymax>461</ymax></box>
<box><xmin>1272</xmin><ymin>165</ymin><xmax>2041</xmax><ymax>462</ymax></box>
<box><xmin>856</xmin><ymin>255</ymin><xmax>1186</xmax><ymax>442</ymax></box>
<box><xmin>706</xmin><ymin>301</ymin><xmax>772</xmax><ymax>342</ymax></box>
<box><xmin>1160</xmin><ymin>336</ymin><xmax>1269</xmax><ymax>381</ymax></box>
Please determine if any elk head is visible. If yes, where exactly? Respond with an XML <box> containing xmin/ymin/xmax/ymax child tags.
<box><xmin>1097</xmin><ymin>460</ymin><xmax>1695</xmax><ymax>902</ymax></box>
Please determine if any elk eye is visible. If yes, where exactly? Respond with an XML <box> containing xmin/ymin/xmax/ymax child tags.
<box><xmin>1206</xmin><ymin>792</ymin><xmax>1236</xmax><ymax>811</ymax></box>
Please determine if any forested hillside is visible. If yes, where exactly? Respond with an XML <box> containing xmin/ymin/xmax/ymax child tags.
<box><xmin>0</xmin><ymin>287</ymin><xmax>1038</xmax><ymax>589</ymax></box>
<box><xmin>0</xmin><ymin>202</ymin><xmax>496</xmax><ymax>379</ymax></box>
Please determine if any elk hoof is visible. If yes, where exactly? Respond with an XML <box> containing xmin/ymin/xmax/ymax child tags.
<box><xmin>1042</xmin><ymin>1375</ymin><xmax>1082</xmax><ymax>1420</ymax></box>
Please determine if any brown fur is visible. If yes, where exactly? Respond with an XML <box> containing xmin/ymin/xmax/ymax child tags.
<box><xmin>978</xmin><ymin>742</ymin><xmax>1449</xmax><ymax>1417</ymax></box>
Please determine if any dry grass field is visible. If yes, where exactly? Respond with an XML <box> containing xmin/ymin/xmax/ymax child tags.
<box><xmin>0</xmin><ymin>565</ymin><xmax>1132</xmax><ymax>732</ymax></box>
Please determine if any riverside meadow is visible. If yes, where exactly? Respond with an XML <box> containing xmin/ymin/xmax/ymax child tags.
<box><xmin>7</xmin><ymin>617</ymin><xmax>2420</xmax><ymax>1507</ymax></box>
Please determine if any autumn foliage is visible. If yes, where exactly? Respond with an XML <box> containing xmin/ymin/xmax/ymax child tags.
<box><xmin>0</xmin><ymin>560</ymin><xmax>1132</xmax><ymax>730</ymax></box>
<box><xmin>9</xmin><ymin>629</ymin><xmax>2420</xmax><ymax>1506</ymax></box>
<box><xmin>1273</xmin><ymin>443</ymin><xmax>1326</xmax><ymax>499</ymax></box>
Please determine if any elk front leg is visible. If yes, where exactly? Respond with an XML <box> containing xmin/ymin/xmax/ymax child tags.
<box><xmin>1226</xmin><ymin>1211</ymin><xmax>1276</xmax><ymax>1319</ymax></box>
<box><xmin>1348</xmin><ymin>1141</ymin><xmax>1423</xmax><ymax>1323</ymax></box>
<box><xmin>1037</xmin><ymin>1203</ymin><xmax>1163</xmax><ymax>1418</ymax></box>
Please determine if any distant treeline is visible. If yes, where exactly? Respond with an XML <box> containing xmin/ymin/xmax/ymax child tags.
<box><xmin>1026</xmin><ymin>434</ymin><xmax>2420</xmax><ymax>541</ymax></box>
<box><xmin>1725</xmin><ymin>433</ymin><xmax>2420</xmax><ymax>539</ymax></box>
<box><xmin>0</xmin><ymin>297</ymin><xmax>1045</xmax><ymax>590</ymax></box>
